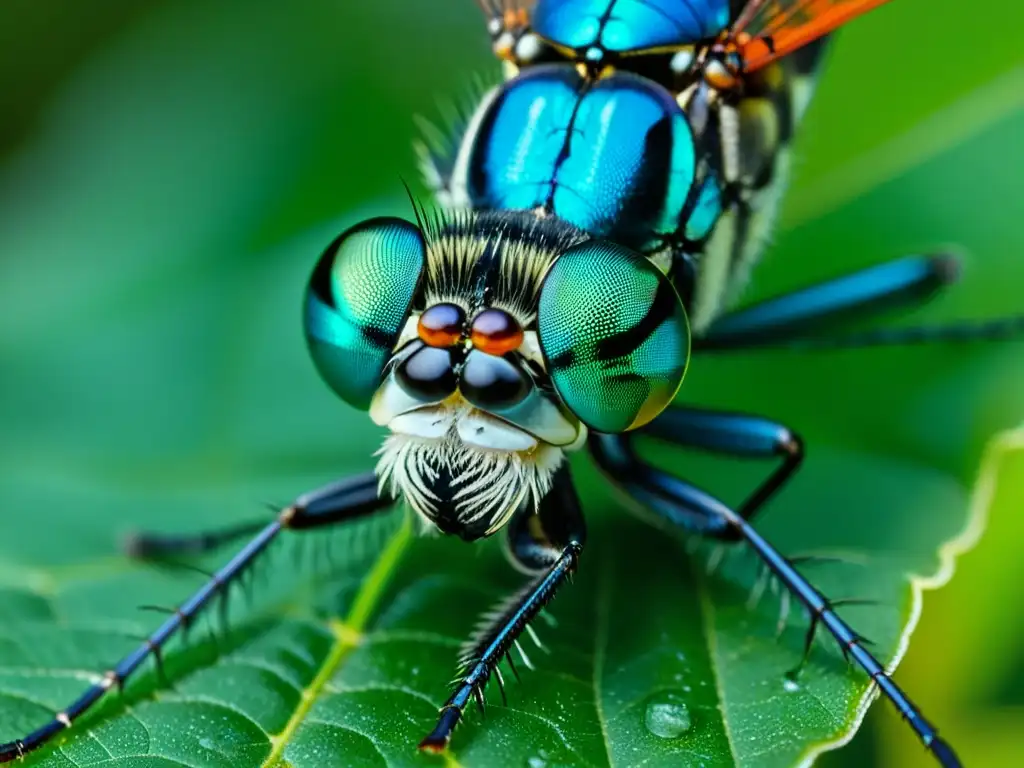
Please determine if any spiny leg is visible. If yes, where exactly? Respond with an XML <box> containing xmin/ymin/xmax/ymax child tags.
<box><xmin>0</xmin><ymin>472</ymin><xmax>391</xmax><ymax>764</ymax></box>
<box><xmin>589</xmin><ymin>433</ymin><xmax>961</xmax><ymax>768</ymax></box>
<box><xmin>419</xmin><ymin>465</ymin><xmax>586</xmax><ymax>753</ymax></box>
<box><xmin>695</xmin><ymin>252</ymin><xmax>1022</xmax><ymax>352</ymax></box>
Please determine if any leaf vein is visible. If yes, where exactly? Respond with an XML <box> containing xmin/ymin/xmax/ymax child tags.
<box><xmin>592</xmin><ymin>553</ymin><xmax>614</xmax><ymax>768</ymax></box>
<box><xmin>696</xmin><ymin>568</ymin><xmax>740</xmax><ymax>765</ymax></box>
<box><xmin>261</xmin><ymin>515</ymin><xmax>412</xmax><ymax>766</ymax></box>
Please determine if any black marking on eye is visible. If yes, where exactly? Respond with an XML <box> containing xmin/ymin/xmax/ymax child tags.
<box><xmin>360</xmin><ymin>324</ymin><xmax>392</xmax><ymax>350</ymax></box>
<box><xmin>308</xmin><ymin>235</ymin><xmax>346</xmax><ymax>307</ymax></box>
<box><xmin>595</xmin><ymin>276</ymin><xmax>675</xmax><ymax>362</ymax></box>
<box><xmin>606</xmin><ymin>371</ymin><xmax>645</xmax><ymax>386</ymax></box>
<box><xmin>548</xmin><ymin>347</ymin><xmax>576</xmax><ymax>370</ymax></box>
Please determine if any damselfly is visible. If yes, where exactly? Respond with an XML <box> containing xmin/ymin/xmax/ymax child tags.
<box><xmin>2</xmin><ymin>1</ymin><xmax>1021</xmax><ymax>766</ymax></box>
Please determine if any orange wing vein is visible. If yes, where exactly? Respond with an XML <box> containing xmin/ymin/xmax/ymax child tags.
<box><xmin>733</xmin><ymin>0</ymin><xmax>895</xmax><ymax>72</ymax></box>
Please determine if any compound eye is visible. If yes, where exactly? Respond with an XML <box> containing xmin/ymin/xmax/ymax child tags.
<box><xmin>537</xmin><ymin>240</ymin><xmax>690</xmax><ymax>432</ymax></box>
<box><xmin>304</xmin><ymin>217</ymin><xmax>425</xmax><ymax>410</ymax></box>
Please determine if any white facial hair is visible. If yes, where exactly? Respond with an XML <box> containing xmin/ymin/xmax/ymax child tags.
<box><xmin>375</xmin><ymin>425</ymin><xmax>564</xmax><ymax>537</ymax></box>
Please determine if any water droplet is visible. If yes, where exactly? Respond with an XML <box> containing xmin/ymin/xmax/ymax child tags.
<box><xmin>783</xmin><ymin>675</ymin><xmax>800</xmax><ymax>693</ymax></box>
<box><xmin>527</xmin><ymin>757</ymin><xmax>547</xmax><ymax>768</ymax></box>
<box><xmin>644</xmin><ymin>692</ymin><xmax>692</xmax><ymax>739</ymax></box>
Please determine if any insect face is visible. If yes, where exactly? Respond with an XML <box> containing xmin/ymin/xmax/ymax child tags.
<box><xmin>304</xmin><ymin>211</ymin><xmax>690</xmax><ymax>540</ymax></box>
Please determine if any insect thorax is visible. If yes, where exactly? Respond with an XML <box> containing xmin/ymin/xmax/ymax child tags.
<box><xmin>419</xmin><ymin>40</ymin><xmax>828</xmax><ymax>334</ymax></box>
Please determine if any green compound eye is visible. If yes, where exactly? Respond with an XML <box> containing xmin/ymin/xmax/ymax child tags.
<box><xmin>304</xmin><ymin>217</ymin><xmax>425</xmax><ymax>410</ymax></box>
<box><xmin>537</xmin><ymin>241</ymin><xmax>690</xmax><ymax>433</ymax></box>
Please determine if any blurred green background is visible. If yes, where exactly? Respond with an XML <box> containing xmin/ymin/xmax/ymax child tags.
<box><xmin>0</xmin><ymin>0</ymin><xmax>1022</xmax><ymax>766</ymax></box>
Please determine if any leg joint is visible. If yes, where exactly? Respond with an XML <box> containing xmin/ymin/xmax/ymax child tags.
<box><xmin>778</xmin><ymin>429</ymin><xmax>804</xmax><ymax>458</ymax></box>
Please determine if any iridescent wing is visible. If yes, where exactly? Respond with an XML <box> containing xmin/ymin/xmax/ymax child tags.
<box><xmin>732</xmin><ymin>0</ymin><xmax>894</xmax><ymax>72</ymax></box>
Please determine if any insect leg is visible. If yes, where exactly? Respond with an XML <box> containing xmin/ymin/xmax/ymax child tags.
<box><xmin>695</xmin><ymin>253</ymin><xmax>959</xmax><ymax>351</ymax></box>
<box><xmin>0</xmin><ymin>471</ymin><xmax>391</xmax><ymax>764</ymax></box>
<box><xmin>419</xmin><ymin>466</ymin><xmax>586</xmax><ymax>753</ymax></box>
<box><xmin>589</xmin><ymin>433</ymin><xmax>961</xmax><ymax>768</ymax></box>
<box><xmin>123</xmin><ymin>518</ymin><xmax>269</xmax><ymax>559</ymax></box>
<box><xmin>777</xmin><ymin>314</ymin><xmax>1024</xmax><ymax>350</ymax></box>
<box><xmin>642</xmin><ymin>406</ymin><xmax>802</xmax><ymax>538</ymax></box>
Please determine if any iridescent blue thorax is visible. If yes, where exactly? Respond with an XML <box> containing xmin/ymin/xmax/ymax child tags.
<box><xmin>435</xmin><ymin>3</ymin><xmax>749</xmax><ymax>290</ymax></box>
<box><xmin>462</xmin><ymin>65</ymin><xmax>707</xmax><ymax>254</ymax></box>
<box><xmin>426</xmin><ymin>3</ymin><xmax>826</xmax><ymax>332</ymax></box>
<box><xmin>533</xmin><ymin>0</ymin><xmax>730</xmax><ymax>55</ymax></box>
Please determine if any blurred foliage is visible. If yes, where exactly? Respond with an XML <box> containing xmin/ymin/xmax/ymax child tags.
<box><xmin>872</xmin><ymin>430</ymin><xmax>1024</xmax><ymax>768</ymax></box>
<box><xmin>0</xmin><ymin>0</ymin><xmax>1021</xmax><ymax>766</ymax></box>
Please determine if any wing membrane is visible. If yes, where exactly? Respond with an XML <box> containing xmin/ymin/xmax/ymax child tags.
<box><xmin>733</xmin><ymin>0</ymin><xmax>894</xmax><ymax>72</ymax></box>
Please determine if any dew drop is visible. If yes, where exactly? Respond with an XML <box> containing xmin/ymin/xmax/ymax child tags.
<box><xmin>644</xmin><ymin>692</ymin><xmax>692</xmax><ymax>739</ymax></box>
<box><xmin>527</xmin><ymin>757</ymin><xmax>547</xmax><ymax>768</ymax></box>
<box><xmin>783</xmin><ymin>675</ymin><xmax>800</xmax><ymax>693</ymax></box>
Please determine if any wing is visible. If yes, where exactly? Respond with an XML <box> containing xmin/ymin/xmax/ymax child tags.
<box><xmin>732</xmin><ymin>0</ymin><xmax>894</xmax><ymax>72</ymax></box>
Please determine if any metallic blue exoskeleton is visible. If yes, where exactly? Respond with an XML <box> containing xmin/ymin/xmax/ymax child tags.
<box><xmin>465</xmin><ymin>65</ymin><xmax>697</xmax><ymax>253</ymax></box>
<box><xmin>533</xmin><ymin>0</ymin><xmax>731</xmax><ymax>55</ymax></box>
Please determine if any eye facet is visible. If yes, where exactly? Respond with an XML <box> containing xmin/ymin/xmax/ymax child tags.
<box><xmin>304</xmin><ymin>217</ymin><xmax>425</xmax><ymax>410</ymax></box>
<box><xmin>537</xmin><ymin>240</ymin><xmax>690</xmax><ymax>432</ymax></box>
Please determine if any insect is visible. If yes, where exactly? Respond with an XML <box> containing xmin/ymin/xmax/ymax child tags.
<box><xmin>3</xmin><ymin>1</ymin><xmax>1022</xmax><ymax>765</ymax></box>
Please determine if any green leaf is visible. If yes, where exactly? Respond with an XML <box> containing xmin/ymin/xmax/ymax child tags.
<box><xmin>868</xmin><ymin>426</ymin><xmax>1024</xmax><ymax>767</ymax></box>
<box><xmin>0</xmin><ymin>2</ymin><xmax>1022</xmax><ymax>767</ymax></box>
